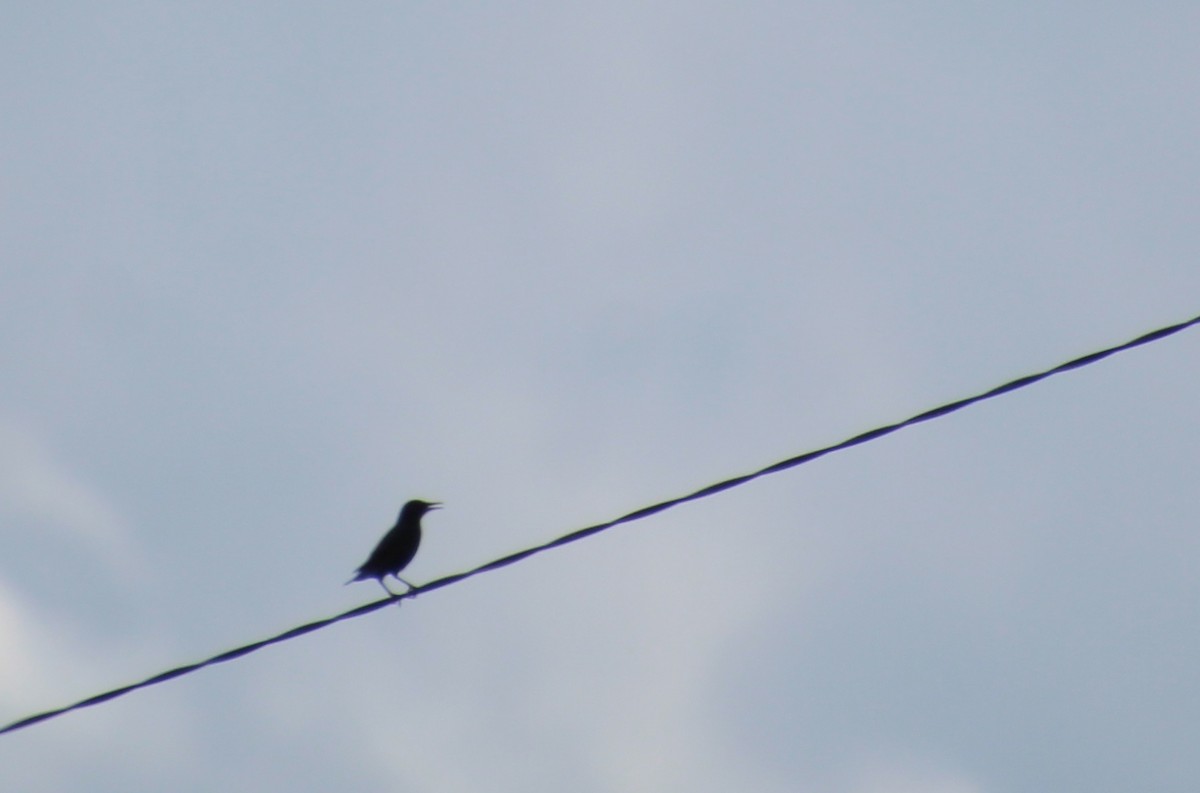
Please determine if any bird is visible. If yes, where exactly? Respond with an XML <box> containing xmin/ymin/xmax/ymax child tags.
<box><xmin>347</xmin><ymin>499</ymin><xmax>442</xmax><ymax>596</ymax></box>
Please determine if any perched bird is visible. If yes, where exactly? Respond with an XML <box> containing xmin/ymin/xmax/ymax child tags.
<box><xmin>347</xmin><ymin>500</ymin><xmax>441</xmax><ymax>596</ymax></box>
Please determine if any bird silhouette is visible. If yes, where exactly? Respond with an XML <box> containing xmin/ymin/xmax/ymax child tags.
<box><xmin>347</xmin><ymin>500</ymin><xmax>441</xmax><ymax>596</ymax></box>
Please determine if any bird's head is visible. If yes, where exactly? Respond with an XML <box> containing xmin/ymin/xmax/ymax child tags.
<box><xmin>402</xmin><ymin>499</ymin><xmax>442</xmax><ymax>518</ymax></box>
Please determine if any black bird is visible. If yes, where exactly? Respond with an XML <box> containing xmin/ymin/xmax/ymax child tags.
<box><xmin>347</xmin><ymin>500</ymin><xmax>442</xmax><ymax>596</ymax></box>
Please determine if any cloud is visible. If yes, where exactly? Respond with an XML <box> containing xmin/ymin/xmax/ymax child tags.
<box><xmin>0</xmin><ymin>583</ymin><xmax>45</xmax><ymax>710</ymax></box>
<box><xmin>0</xmin><ymin>579</ymin><xmax>198</xmax><ymax>791</ymax></box>
<box><xmin>845</xmin><ymin>754</ymin><xmax>986</xmax><ymax>793</ymax></box>
<box><xmin>0</xmin><ymin>419</ymin><xmax>147</xmax><ymax>583</ymax></box>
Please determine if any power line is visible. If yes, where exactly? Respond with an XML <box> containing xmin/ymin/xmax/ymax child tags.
<box><xmin>3</xmin><ymin>312</ymin><xmax>1198</xmax><ymax>737</ymax></box>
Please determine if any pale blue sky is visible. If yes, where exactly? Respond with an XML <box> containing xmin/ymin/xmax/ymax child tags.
<box><xmin>2</xmin><ymin>4</ymin><xmax>1199</xmax><ymax>791</ymax></box>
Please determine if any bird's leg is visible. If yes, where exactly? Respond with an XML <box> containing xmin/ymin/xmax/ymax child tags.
<box><xmin>395</xmin><ymin>575</ymin><xmax>418</xmax><ymax>596</ymax></box>
<box><xmin>378</xmin><ymin>579</ymin><xmax>399</xmax><ymax>598</ymax></box>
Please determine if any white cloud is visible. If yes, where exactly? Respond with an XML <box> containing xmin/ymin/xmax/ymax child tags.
<box><xmin>845</xmin><ymin>754</ymin><xmax>986</xmax><ymax>793</ymax></box>
<box><xmin>0</xmin><ymin>579</ymin><xmax>198</xmax><ymax>790</ymax></box>
<box><xmin>0</xmin><ymin>419</ymin><xmax>147</xmax><ymax>583</ymax></box>
<box><xmin>0</xmin><ymin>583</ymin><xmax>45</xmax><ymax>711</ymax></box>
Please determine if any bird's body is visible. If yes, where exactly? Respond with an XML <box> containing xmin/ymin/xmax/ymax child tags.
<box><xmin>348</xmin><ymin>499</ymin><xmax>441</xmax><ymax>595</ymax></box>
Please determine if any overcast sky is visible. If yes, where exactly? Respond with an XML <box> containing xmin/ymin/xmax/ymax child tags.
<box><xmin>2</xmin><ymin>4</ymin><xmax>1199</xmax><ymax>792</ymax></box>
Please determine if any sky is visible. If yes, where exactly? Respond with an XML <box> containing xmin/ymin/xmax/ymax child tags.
<box><xmin>2</xmin><ymin>3</ymin><xmax>1199</xmax><ymax>791</ymax></box>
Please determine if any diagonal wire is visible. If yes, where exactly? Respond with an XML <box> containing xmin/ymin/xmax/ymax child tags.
<box><xmin>3</xmin><ymin>312</ymin><xmax>1198</xmax><ymax>737</ymax></box>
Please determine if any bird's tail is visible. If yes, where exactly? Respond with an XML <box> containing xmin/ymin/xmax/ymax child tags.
<box><xmin>345</xmin><ymin>570</ymin><xmax>364</xmax><ymax>585</ymax></box>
